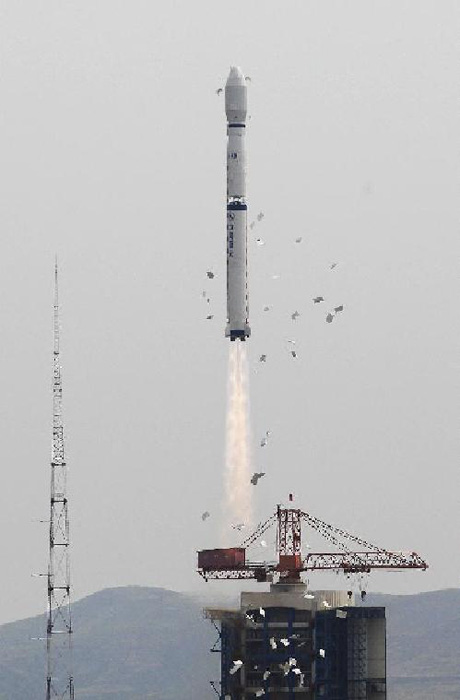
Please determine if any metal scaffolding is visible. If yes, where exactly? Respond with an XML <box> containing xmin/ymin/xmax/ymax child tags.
<box><xmin>46</xmin><ymin>262</ymin><xmax>75</xmax><ymax>700</ymax></box>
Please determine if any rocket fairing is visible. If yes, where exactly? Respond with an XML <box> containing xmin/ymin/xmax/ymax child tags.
<box><xmin>225</xmin><ymin>66</ymin><xmax>250</xmax><ymax>341</ymax></box>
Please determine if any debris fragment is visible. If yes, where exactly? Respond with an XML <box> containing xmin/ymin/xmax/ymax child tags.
<box><xmin>319</xmin><ymin>648</ymin><xmax>326</xmax><ymax>658</ymax></box>
<box><xmin>257</xmin><ymin>212</ymin><xmax>265</xmax><ymax>221</ymax></box>
<box><xmin>295</xmin><ymin>237</ymin><xmax>302</xmax><ymax>243</ymax></box>
<box><xmin>230</xmin><ymin>660</ymin><xmax>243</xmax><ymax>675</ymax></box>
<box><xmin>291</xmin><ymin>311</ymin><xmax>300</xmax><ymax>321</ymax></box>
<box><xmin>291</xmin><ymin>350</ymin><xmax>297</xmax><ymax>359</ymax></box>
<box><xmin>259</xmin><ymin>607</ymin><xmax>266</xmax><ymax>617</ymax></box>
<box><xmin>256</xmin><ymin>238</ymin><xmax>265</xmax><ymax>246</ymax></box>
<box><xmin>250</xmin><ymin>472</ymin><xmax>265</xmax><ymax>486</ymax></box>
<box><xmin>336</xmin><ymin>609</ymin><xmax>348</xmax><ymax>619</ymax></box>
<box><xmin>326</xmin><ymin>313</ymin><xmax>334</xmax><ymax>323</ymax></box>
<box><xmin>259</xmin><ymin>540</ymin><xmax>267</xmax><ymax>548</ymax></box>
<box><xmin>269</xmin><ymin>637</ymin><xmax>277</xmax><ymax>649</ymax></box>
<box><xmin>231</xmin><ymin>523</ymin><xmax>245</xmax><ymax>531</ymax></box>
<box><xmin>249</xmin><ymin>221</ymin><xmax>256</xmax><ymax>229</ymax></box>
<box><xmin>313</xmin><ymin>296</ymin><xmax>324</xmax><ymax>304</ymax></box>
<box><xmin>322</xmin><ymin>601</ymin><xmax>330</xmax><ymax>608</ymax></box>
<box><xmin>260</xmin><ymin>431</ymin><xmax>271</xmax><ymax>447</ymax></box>
<box><xmin>303</xmin><ymin>593</ymin><xmax>315</xmax><ymax>599</ymax></box>
<box><xmin>263</xmin><ymin>670</ymin><xmax>270</xmax><ymax>680</ymax></box>
<box><xmin>206</xmin><ymin>314</ymin><xmax>214</xmax><ymax>320</ymax></box>
<box><xmin>280</xmin><ymin>638</ymin><xmax>290</xmax><ymax>647</ymax></box>
<box><xmin>201</xmin><ymin>511</ymin><xmax>210</xmax><ymax>521</ymax></box>
<box><xmin>255</xmin><ymin>691</ymin><xmax>265</xmax><ymax>698</ymax></box>
<box><xmin>330</xmin><ymin>262</ymin><xmax>338</xmax><ymax>270</ymax></box>
<box><xmin>216</xmin><ymin>88</ymin><xmax>223</xmax><ymax>95</ymax></box>
<box><xmin>206</xmin><ymin>270</ymin><xmax>215</xmax><ymax>279</ymax></box>
<box><xmin>259</xmin><ymin>354</ymin><xmax>267</xmax><ymax>363</ymax></box>
<box><xmin>263</xmin><ymin>305</ymin><xmax>271</xmax><ymax>312</ymax></box>
<box><xmin>334</xmin><ymin>305</ymin><xmax>344</xmax><ymax>313</ymax></box>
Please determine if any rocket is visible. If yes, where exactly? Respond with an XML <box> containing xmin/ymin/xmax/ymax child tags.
<box><xmin>225</xmin><ymin>66</ymin><xmax>250</xmax><ymax>341</ymax></box>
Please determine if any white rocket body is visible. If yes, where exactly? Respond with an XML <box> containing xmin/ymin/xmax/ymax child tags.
<box><xmin>225</xmin><ymin>66</ymin><xmax>250</xmax><ymax>341</ymax></box>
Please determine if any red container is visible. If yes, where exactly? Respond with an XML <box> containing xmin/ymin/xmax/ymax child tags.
<box><xmin>198</xmin><ymin>547</ymin><xmax>246</xmax><ymax>570</ymax></box>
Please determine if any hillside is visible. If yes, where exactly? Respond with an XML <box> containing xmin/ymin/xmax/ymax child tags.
<box><xmin>0</xmin><ymin>586</ymin><xmax>458</xmax><ymax>699</ymax></box>
<box><xmin>0</xmin><ymin>587</ymin><xmax>218</xmax><ymax>700</ymax></box>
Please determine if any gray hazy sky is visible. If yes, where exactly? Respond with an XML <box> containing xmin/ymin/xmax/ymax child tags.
<box><xmin>0</xmin><ymin>0</ymin><xmax>459</xmax><ymax>624</ymax></box>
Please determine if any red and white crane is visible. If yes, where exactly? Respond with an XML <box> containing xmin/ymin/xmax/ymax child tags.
<box><xmin>198</xmin><ymin>504</ymin><xmax>427</xmax><ymax>583</ymax></box>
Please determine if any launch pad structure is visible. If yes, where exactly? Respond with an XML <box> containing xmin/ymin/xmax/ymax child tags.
<box><xmin>198</xmin><ymin>505</ymin><xmax>427</xmax><ymax>699</ymax></box>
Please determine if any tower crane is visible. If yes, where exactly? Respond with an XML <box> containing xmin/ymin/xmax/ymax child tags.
<box><xmin>198</xmin><ymin>504</ymin><xmax>427</xmax><ymax>583</ymax></box>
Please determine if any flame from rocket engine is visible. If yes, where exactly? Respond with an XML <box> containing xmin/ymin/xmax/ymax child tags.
<box><xmin>223</xmin><ymin>342</ymin><xmax>253</xmax><ymax>541</ymax></box>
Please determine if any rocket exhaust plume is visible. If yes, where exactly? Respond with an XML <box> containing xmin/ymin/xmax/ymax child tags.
<box><xmin>223</xmin><ymin>342</ymin><xmax>253</xmax><ymax>539</ymax></box>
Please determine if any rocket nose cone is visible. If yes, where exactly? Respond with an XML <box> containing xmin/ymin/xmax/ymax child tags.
<box><xmin>226</xmin><ymin>65</ymin><xmax>246</xmax><ymax>87</ymax></box>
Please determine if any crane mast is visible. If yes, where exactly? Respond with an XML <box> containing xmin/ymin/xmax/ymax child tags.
<box><xmin>46</xmin><ymin>263</ymin><xmax>75</xmax><ymax>700</ymax></box>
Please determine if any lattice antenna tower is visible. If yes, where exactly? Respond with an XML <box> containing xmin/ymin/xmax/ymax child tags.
<box><xmin>46</xmin><ymin>261</ymin><xmax>75</xmax><ymax>700</ymax></box>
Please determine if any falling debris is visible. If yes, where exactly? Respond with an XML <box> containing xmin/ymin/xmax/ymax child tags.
<box><xmin>263</xmin><ymin>670</ymin><xmax>271</xmax><ymax>681</ymax></box>
<box><xmin>260</xmin><ymin>430</ymin><xmax>271</xmax><ymax>448</ymax></box>
<box><xmin>292</xmin><ymin>667</ymin><xmax>302</xmax><ymax>676</ymax></box>
<box><xmin>257</xmin><ymin>212</ymin><xmax>264</xmax><ymax>221</ymax></box>
<box><xmin>280</xmin><ymin>638</ymin><xmax>290</xmax><ymax>647</ymax></box>
<box><xmin>216</xmin><ymin>88</ymin><xmax>223</xmax><ymax>95</ymax></box>
<box><xmin>325</xmin><ymin>313</ymin><xmax>334</xmax><ymax>324</ymax></box>
<box><xmin>201</xmin><ymin>511</ymin><xmax>210</xmax><ymax>521</ymax></box>
<box><xmin>249</xmin><ymin>221</ymin><xmax>256</xmax><ymax>230</ymax></box>
<box><xmin>259</xmin><ymin>607</ymin><xmax>266</xmax><ymax>617</ymax></box>
<box><xmin>245</xmin><ymin>76</ymin><xmax>252</xmax><ymax>82</ymax></box>
<box><xmin>334</xmin><ymin>305</ymin><xmax>344</xmax><ymax>314</ymax></box>
<box><xmin>259</xmin><ymin>539</ymin><xmax>267</xmax><ymax>548</ymax></box>
<box><xmin>207</xmin><ymin>270</ymin><xmax>215</xmax><ymax>279</ymax></box>
<box><xmin>256</xmin><ymin>238</ymin><xmax>265</xmax><ymax>246</ymax></box>
<box><xmin>295</xmin><ymin>237</ymin><xmax>302</xmax><ymax>243</ymax></box>
<box><xmin>336</xmin><ymin>609</ymin><xmax>348</xmax><ymax>619</ymax></box>
<box><xmin>250</xmin><ymin>472</ymin><xmax>265</xmax><ymax>486</ymax></box>
<box><xmin>291</xmin><ymin>311</ymin><xmax>300</xmax><ymax>321</ymax></box>
<box><xmin>330</xmin><ymin>262</ymin><xmax>338</xmax><ymax>270</ymax></box>
<box><xmin>230</xmin><ymin>660</ymin><xmax>243</xmax><ymax>675</ymax></box>
<box><xmin>269</xmin><ymin>637</ymin><xmax>277</xmax><ymax>650</ymax></box>
<box><xmin>263</xmin><ymin>305</ymin><xmax>271</xmax><ymax>312</ymax></box>
<box><xmin>259</xmin><ymin>354</ymin><xmax>267</xmax><ymax>363</ymax></box>
<box><xmin>303</xmin><ymin>593</ymin><xmax>315</xmax><ymax>600</ymax></box>
<box><xmin>322</xmin><ymin>601</ymin><xmax>330</xmax><ymax>609</ymax></box>
<box><xmin>255</xmin><ymin>691</ymin><xmax>265</xmax><ymax>698</ymax></box>
<box><xmin>313</xmin><ymin>296</ymin><xmax>324</xmax><ymax>304</ymax></box>
<box><xmin>286</xmin><ymin>339</ymin><xmax>296</xmax><ymax>345</ymax></box>
<box><xmin>291</xmin><ymin>350</ymin><xmax>297</xmax><ymax>359</ymax></box>
<box><xmin>231</xmin><ymin>523</ymin><xmax>245</xmax><ymax>531</ymax></box>
<box><xmin>319</xmin><ymin>648</ymin><xmax>326</xmax><ymax>658</ymax></box>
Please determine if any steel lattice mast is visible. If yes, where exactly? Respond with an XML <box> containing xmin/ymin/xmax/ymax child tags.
<box><xmin>46</xmin><ymin>262</ymin><xmax>75</xmax><ymax>700</ymax></box>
